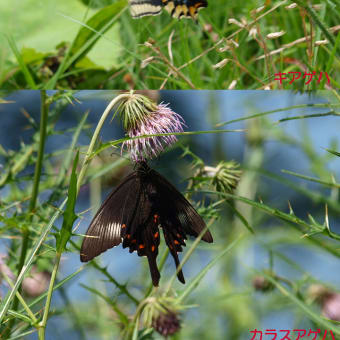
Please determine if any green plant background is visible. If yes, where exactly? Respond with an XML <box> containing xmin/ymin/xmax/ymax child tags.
<box><xmin>1</xmin><ymin>0</ymin><xmax>339</xmax><ymax>89</ymax></box>
<box><xmin>1</xmin><ymin>90</ymin><xmax>340</xmax><ymax>339</ymax></box>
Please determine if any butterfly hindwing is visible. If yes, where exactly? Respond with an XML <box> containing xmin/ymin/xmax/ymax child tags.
<box><xmin>164</xmin><ymin>0</ymin><xmax>208</xmax><ymax>19</ymax></box>
<box><xmin>150</xmin><ymin>167</ymin><xmax>213</xmax><ymax>243</ymax></box>
<box><xmin>121</xmin><ymin>180</ymin><xmax>162</xmax><ymax>286</ymax></box>
<box><xmin>129</xmin><ymin>0</ymin><xmax>207</xmax><ymax>19</ymax></box>
<box><xmin>80</xmin><ymin>172</ymin><xmax>142</xmax><ymax>262</ymax></box>
<box><xmin>146</xmin><ymin>165</ymin><xmax>213</xmax><ymax>284</ymax></box>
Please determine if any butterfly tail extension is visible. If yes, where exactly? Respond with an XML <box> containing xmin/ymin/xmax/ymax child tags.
<box><xmin>146</xmin><ymin>253</ymin><xmax>161</xmax><ymax>286</ymax></box>
<box><xmin>162</xmin><ymin>228</ymin><xmax>185</xmax><ymax>284</ymax></box>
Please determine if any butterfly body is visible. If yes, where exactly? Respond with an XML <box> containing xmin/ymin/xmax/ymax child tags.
<box><xmin>80</xmin><ymin>162</ymin><xmax>213</xmax><ymax>286</ymax></box>
<box><xmin>129</xmin><ymin>0</ymin><xmax>207</xmax><ymax>19</ymax></box>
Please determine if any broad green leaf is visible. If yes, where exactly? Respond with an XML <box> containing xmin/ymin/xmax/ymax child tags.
<box><xmin>21</xmin><ymin>47</ymin><xmax>47</xmax><ymax>64</ymax></box>
<box><xmin>67</xmin><ymin>1</ymin><xmax>127</xmax><ymax>67</ymax></box>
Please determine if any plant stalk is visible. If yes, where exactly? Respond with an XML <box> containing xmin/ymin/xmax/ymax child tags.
<box><xmin>38</xmin><ymin>252</ymin><xmax>62</xmax><ymax>340</ymax></box>
<box><xmin>6</xmin><ymin>90</ymin><xmax>49</xmax><ymax>338</ymax></box>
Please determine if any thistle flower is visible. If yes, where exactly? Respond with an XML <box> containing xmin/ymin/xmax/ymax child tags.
<box><xmin>22</xmin><ymin>266</ymin><xmax>51</xmax><ymax>298</ymax></box>
<box><xmin>0</xmin><ymin>257</ymin><xmax>50</xmax><ymax>298</ymax></box>
<box><xmin>309</xmin><ymin>284</ymin><xmax>340</xmax><ymax>321</ymax></box>
<box><xmin>0</xmin><ymin>254</ymin><xmax>15</xmax><ymax>284</ymax></box>
<box><xmin>142</xmin><ymin>297</ymin><xmax>182</xmax><ymax>337</ymax></box>
<box><xmin>120</xmin><ymin>93</ymin><xmax>185</xmax><ymax>162</ymax></box>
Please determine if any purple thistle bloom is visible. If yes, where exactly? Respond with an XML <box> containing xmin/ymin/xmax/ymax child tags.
<box><xmin>309</xmin><ymin>284</ymin><xmax>340</xmax><ymax>322</ymax></box>
<box><xmin>322</xmin><ymin>293</ymin><xmax>340</xmax><ymax>321</ymax></box>
<box><xmin>122</xmin><ymin>103</ymin><xmax>185</xmax><ymax>162</ymax></box>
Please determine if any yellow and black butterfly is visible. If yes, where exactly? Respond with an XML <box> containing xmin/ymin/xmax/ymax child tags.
<box><xmin>129</xmin><ymin>0</ymin><xmax>208</xmax><ymax>19</ymax></box>
<box><xmin>80</xmin><ymin>161</ymin><xmax>213</xmax><ymax>286</ymax></box>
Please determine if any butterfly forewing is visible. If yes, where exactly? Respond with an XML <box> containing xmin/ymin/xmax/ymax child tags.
<box><xmin>80</xmin><ymin>172</ymin><xmax>141</xmax><ymax>262</ymax></box>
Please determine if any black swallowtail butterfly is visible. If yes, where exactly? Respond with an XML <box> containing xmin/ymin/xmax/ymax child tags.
<box><xmin>80</xmin><ymin>161</ymin><xmax>213</xmax><ymax>286</ymax></box>
<box><xmin>129</xmin><ymin>0</ymin><xmax>208</xmax><ymax>19</ymax></box>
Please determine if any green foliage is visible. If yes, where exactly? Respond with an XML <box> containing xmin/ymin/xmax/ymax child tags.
<box><xmin>1</xmin><ymin>0</ymin><xmax>339</xmax><ymax>89</ymax></box>
<box><xmin>0</xmin><ymin>91</ymin><xmax>340</xmax><ymax>340</ymax></box>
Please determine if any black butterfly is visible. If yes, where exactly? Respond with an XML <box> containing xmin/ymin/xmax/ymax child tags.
<box><xmin>129</xmin><ymin>0</ymin><xmax>208</xmax><ymax>19</ymax></box>
<box><xmin>80</xmin><ymin>161</ymin><xmax>213</xmax><ymax>286</ymax></box>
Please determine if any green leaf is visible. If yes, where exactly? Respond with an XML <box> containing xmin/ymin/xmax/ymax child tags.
<box><xmin>178</xmin><ymin>234</ymin><xmax>243</xmax><ymax>302</ymax></box>
<box><xmin>21</xmin><ymin>47</ymin><xmax>47</xmax><ymax>64</ymax></box>
<box><xmin>68</xmin><ymin>1</ymin><xmax>127</xmax><ymax>63</ymax></box>
<box><xmin>55</xmin><ymin>112</ymin><xmax>88</xmax><ymax>188</ymax></box>
<box><xmin>8</xmin><ymin>330</ymin><xmax>36</xmax><ymax>340</ymax></box>
<box><xmin>281</xmin><ymin>169</ymin><xmax>340</xmax><ymax>188</ymax></box>
<box><xmin>225</xmin><ymin>200</ymin><xmax>254</xmax><ymax>234</ymax></box>
<box><xmin>6</xmin><ymin>310</ymin><xmax>32</xmax><ymax>324</ymax></box>
<box><xmin>45</xmin><ymin>0</ymin><xmax>127</xmax><ymax>88</ymax></box>
<box><xmin>6</xmin><ymin>35</ymin><xmax>37</xmax><ymax>89</ymax></box>
<box><xmin>325</xmin><ymin>148</ymin><xmax>340</xmax><ymax>157</ymax></box>
<box><xmin>80</xmin><ymin>283</ymin><xmax>129</xmax><ymax>326</ymax></box>
<box><xmin>56</xmin><ymin>151</ymin><xmax>79</xmax><ymax>253</ymax></box>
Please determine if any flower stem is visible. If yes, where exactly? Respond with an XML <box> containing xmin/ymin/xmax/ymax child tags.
<box><xmin>6</xmin><ymin>90</ymin><xmax>49</xmax><ymax>338</ymax></box>
<box><xmin>77</xmin><ymin>92</ymin><xmax>130</xmax><ymax>193</ymax></box>
<box><xmin>2</xmin><ymin>271</ymin><xmax>38</xmax><ymax>325</ymax></box>
<box><xmin>19</xmin><ymin>89</ymin><xmax>49</xmax><ymax>271</ymax></box>
<box><xmin>38</xmin><ymin>252</ymin><xmax>62</xmax><ymax>340</ymax></box>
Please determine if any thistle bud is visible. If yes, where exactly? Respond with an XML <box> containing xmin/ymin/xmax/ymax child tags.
<box><xmin>203</xmin><ymin>161</ymin><xmax>242</xmax><ymax>193</ymax></box>
<box><xmin>252</xmin><ymin>276</ymin><xmax>274</xmax><ymax>293</ymax></box>
<box><xmin>142</xmin><ymin>297</ymin><xmax>182</xmax><ymax>337</ymax></box>
<box><xmin>152</xmin><ymin>310</ymin><xmax>181</xmax><ymax>337</ymax></box>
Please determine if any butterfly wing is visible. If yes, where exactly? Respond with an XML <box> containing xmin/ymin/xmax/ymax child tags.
<box><xmin>129</xmin><ymin>0</ymin><xmax>163</xmax><ymax>18</ymax></box>
<box><xmin>149</xmin><ymin>167</ymin><xmax>213</xmax><ymax>284</ymax></box>
<box><xmin>129</xmin><ymin>0</ymin><xmax>207</xmax><ymax>19</ymax></box>
<box><xmin>121</xmin><ymin>178</ymin><xmax>162</xmax><ymax>286</ymax></box>
<box><xmin>164</xmin><ymin>0</ymin><xmax>208</xmax><ymax>19</ymax></box>
<box><xmin>151</xmin><ymin>168</ymin><xmax>213</xmax><ymax>243</ymax></box>
<box><xmin>80</xmin><ymin>171</ymin><xmax>142</xmax><ymax>262</ymax></box>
